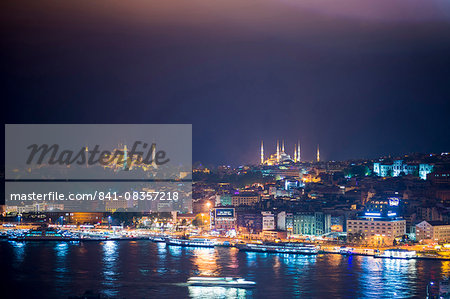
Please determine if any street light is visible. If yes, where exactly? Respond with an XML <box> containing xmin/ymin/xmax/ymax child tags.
<box><xmin>426</xmin><ymin>281</ymin><xmax>434</xmax><ymax>298</ymax></box>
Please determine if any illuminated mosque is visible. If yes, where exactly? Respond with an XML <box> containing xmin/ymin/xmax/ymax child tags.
<box><xmin>260</xmin><ymin>140</ymin><xmax>320</xmax><ymax>165</ymax></box>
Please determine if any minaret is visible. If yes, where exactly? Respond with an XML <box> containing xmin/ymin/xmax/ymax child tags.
<box><xmin>282</xmin><ymin>140</ymin><xmax>285</xmax><ymax>153</ymax></box>
<box><xmin>316</xmin><ymin>144</ymin><xmax>320</xmax><ymax>162</ymax></box>
<box><xmin>276</xmin><ymin>140</ymin><xmax>280</xmax><ymax>163</ymax></box>
<box><xmin>298</xmin><ymin>141</ymin><xmax>301</xmax><ymax>162</ymax></box>
<box><xmin>123</xmin><ymin>145</ymin><xmax>128</xmax><ymax>170</ymax></box>
<box><xmin>294</xmin><ymin>145</ymin><xmax>297</xmax><ymax>163</ymax></box>
<box><xmin>260</xmin><ymin>141</ymin><xmax>264</xmax><ymax>164</ymax></box>
<box><xmin>151</xmin><ymin>143</ymin><xmax>157</xmax><ymax>168</ymax></box>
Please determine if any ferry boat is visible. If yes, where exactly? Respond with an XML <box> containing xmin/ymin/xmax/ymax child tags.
<box><xmin>237</xmin><ymin>242</ymin><xmax>319</xmax><ymax>255</ymax></box>
<box><xmin>165</xmin><ymin>238</ymin><xmax>216</xmax><ymax>248</ymax></box>
<box><xmin>374</xmin><ymin>249</ymin><xmax>417</xmax><ymax>259</ymax></box>
<box><xmin>16</xmin><ymin>228</ymin><xmax>74</xmax><ymax>241</ymax></box>
<box><xmin>339</xmin><ymin>246</ymin><xmax>354</xmax><ymax>255</ymax></box>
<box><xmin>187</xmin><ymin>277</ymin><xmax>256</xmax><ymax>288</ymax></box>
<box><xmin>149</xmin><ymin>236</ymin><xmax>166</xmax><ymax>242</ymax></box>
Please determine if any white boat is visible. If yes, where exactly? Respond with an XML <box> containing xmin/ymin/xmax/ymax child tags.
<box><xmin>238</xmin><ymin>243</ymin><xmax>319</xmax><ymax>255</ymax></box>
<box><xmin>374</xmin><ymin>249</ymin><xmax>417</xmax><ymax>259</ymax></box>
<box><xmin>149</xmin><ymin>236</ymin><xmax>166</xmax><ymax>242</ymax></box>
<box><xmin>339</xmin><ymin>246</ymin><xmax>354</xmax><ymax>255</ymax></box>
<box><xmin>187</xmin><ymin>277</ymin><xmax>256</xmax><ymax>288</ymax></box>
<box><xmin>16</xmin><ymin>228</ymin><xmax>75</xmax><ymax>241</ymax></box>
<box><xmin>166</xmin><ymin>238</ymin><xmax>216</xmax><ymax>248</ymax></box>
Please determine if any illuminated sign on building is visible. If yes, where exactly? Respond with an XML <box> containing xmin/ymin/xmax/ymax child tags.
<box><xmin>215</xmin><ymin>208</ymin><xmax>235</xmax><ymax>218</ymax></box>
<box><xmin>388</xmin><ymin>197</ymin><xmax>399</xmax><ymax>206</ymax></box>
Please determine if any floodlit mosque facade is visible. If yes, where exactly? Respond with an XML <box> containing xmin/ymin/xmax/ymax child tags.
<box><xmin>260</xmin><ymin>140</ymin><xmax>319</xmax><ymax>165</ymax></box>
<box><xmin>259</xmin><ymin>140</ymin><xmax>319</xmax><ymax>180</ymax></box>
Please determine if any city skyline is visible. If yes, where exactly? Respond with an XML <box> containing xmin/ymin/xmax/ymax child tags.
<box><xmin>3</xmin><ymin>1</ymin><xmax>450</xmax><ymax>298</ymax></box>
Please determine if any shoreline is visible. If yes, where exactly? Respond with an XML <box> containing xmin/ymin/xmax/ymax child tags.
<box><xmin>4</xmin><ymin>237</ymin><xmax>450</xmax><ymax>261</ymax></box>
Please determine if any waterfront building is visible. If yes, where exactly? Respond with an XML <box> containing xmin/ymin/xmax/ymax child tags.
<box><xmin>373</xmin><ymin>160</ymin><xmax>433</xmax><ymax>180</ymax></box>
<box><xmin>415</xmin><ymin>220</ymin><xmax>450</xmax><ymax>243</ymax></box>
<box><xmin>293</xmin><ymin>212</ymin><xmax>331</xmax><ymax>237</ymax></box>
<box><xmin>277</xmin><ymin>211</ymin><xmax>293</xmax><ymax>234</ymax></box>
<box><xmin>261</xmin><ymin>230</ymin><xmax>288</xmax><ymax>240</ymax></box>
<box><xmin>262</xmin><ymin>211</ymin><xmax>276</xmax><ymax>230</ymax></box>
<box><xmin>346</xmin><ymin>195</ymin><xmax>406</xmax><ymax>245</ymax></box>
<box><xmin>346</xmin><ymin>218</ymin><xmax>406</xmax><ymax>245</ymax></box>
<box><xmin>210</xmin><ymin>207</ymin><xmax>236</xmax><ymax>231</ymax></box>
<box><xmin>236</xmin><ymin>210</ymin><xmax>263</xmax><ymax>234</ymax></box>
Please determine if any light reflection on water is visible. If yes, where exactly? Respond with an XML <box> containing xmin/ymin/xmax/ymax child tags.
<box><xmin>54</xmin><ymin>242</ymin><xmax>69</xmax><ymax>280</ymax></box>
<box><xmin>359</xmin><ymin>257</ymin><xmax>418</xmax><ymax>298</ymax></box>
<box><xmin>188</xmin><ymin>286</ymin><xmax>251</xmax><ymax>299</ymax></box>
<box><xmin>1</xmin><ymin>240</ymin><xmax>449</xmax><ymax>298</ymax></box>
<box><xmin>191</xmin><ymin>247</ymin><xmax>218</xmax><ymax>276</ymax></box>
<box><xmin>10</xmin><ymin>241</ymin><xmax>26</xmax><ymax>264</ymax></box>
<box><xmin>101</xmin><ymin>240</ymin><xmax>119</xmax><ymax>297</ymax></box>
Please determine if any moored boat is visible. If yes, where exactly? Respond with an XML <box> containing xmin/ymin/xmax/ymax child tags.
<box><xmin>149</xmin><ymin>236</ymin><xmax>166</xmax><ymax>242</ymax></box>
<box><xmin>166</xmin><ymin>238</ymin><xmax>216</xmax><ymax>248</ymax></box>
<box><xmin>339</xmin><ymin>246</ymin><xmax>354</xmax><ymax>255</ymax></box>
<box><xmin>237</xmin><ymin>242</ymin><xmax>318</xmax><ymax>255</ymax></box>
<box><xmin>15</xmin><ymin>228</ymin><xmax>74</xmax><ymax>241</ymax></box>
<box><xmin>374</xmin><ymin>249</ymin><xmax>417</xmax><ymax>259</ymax></box>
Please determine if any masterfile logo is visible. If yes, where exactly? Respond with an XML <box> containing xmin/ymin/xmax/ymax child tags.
<box><xmin>5</xmin><ymin>124</ymin><xmax>193</xmax><ymax>213</ymax></box>
<box><xmin>5</xmin><ymin>124</ymin><xmax>191</xmax><ymax>180</ymax></box>
<box><xmin>26</xmin><ymin>141</ymin><xmax>170</xmax><ymax>167</ymax></box>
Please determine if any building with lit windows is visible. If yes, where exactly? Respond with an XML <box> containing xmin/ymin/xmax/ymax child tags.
<box><xmin>415</xmin><ymin>221</ymin><xmax>450</xmax><ymax>243</ymax></box>
<box><xmin>236</xmin><ymin>211</ymin><xmax>263</xmax><ymax>234</ymax></box>
<box><xmin>210</xmin><ymin>208</ymin><xmax>236</xmax><ymax>231</ymax></box>
<box><xmin>67</xmin><ymin>213</ymin><xmax>104</xmax><ymax>225</ymax></box>
<box><xmin>231</xmin><ymin>193</ymin><xmax>260</xmax><ymax>206</ymax></box>
<box><xmin>347</xmin><ymin>218</ymin><xmax>406</xmax><ymax>245</ymax></box>
<box><xmin>373</xmin><ymin>160</ymin><xmax>433</xmax><ymax>180</ymax></box>
<box><xmin>262</xmin><ymin>211</ymin><xmax>276</xmax><ymax>231</ymax></box>
<box><xmin>293</xmin><ymin>212</ymin><xmax>331</xmax><ymax>236</ymax></box>
<box><xmin>261</xmin><ymin>165</ymin><xmax>301</xmax><ymax>179</ymax></box>
<box><xmin>347</xmin><ymin>195</ymin><xmax>406</xmax><ymax>245</ymax></box>
<box><xmin>216</xmin><ymin>194</ymin><xmax>232</xmax><ymax>206</ymax></box>
<box><xmin>365</xmin><ymin>196</ymin><xmax>401</xmax><ymax>218</ymax></box>
<box><xmin>277</xmin><ymin>211</ymin><xmax>294</xmax><ymax>234</ymax></box>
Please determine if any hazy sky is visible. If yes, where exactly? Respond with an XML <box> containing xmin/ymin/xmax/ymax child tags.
<box><xmin>3</xmin><ymin>0</ymin><xmax>450</xmax><ymax>165</ymax></box>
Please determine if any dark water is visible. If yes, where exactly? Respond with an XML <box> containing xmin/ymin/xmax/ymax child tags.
<box><xmin>1</xmin><ymin>240</ymin><xmax>448</xmax><ymax>298</ymax></box>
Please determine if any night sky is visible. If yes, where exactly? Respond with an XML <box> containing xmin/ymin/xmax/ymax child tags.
<box><xmin>2</xmin><ymin>0</ymin><xmax>450</xmax><ymax>165</ymax></box>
